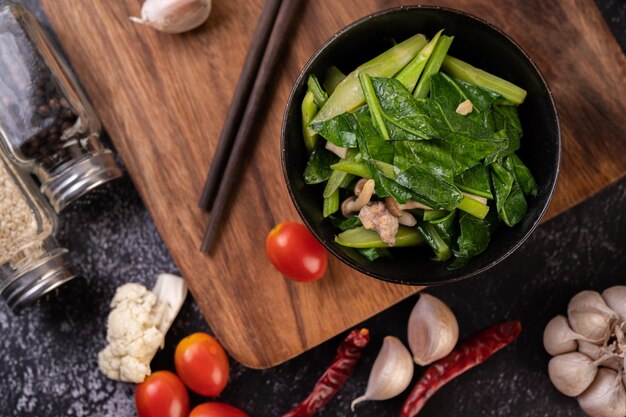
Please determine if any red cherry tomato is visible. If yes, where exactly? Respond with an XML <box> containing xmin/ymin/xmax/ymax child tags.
<box><xmin>135</xmin><ymin>371</ymin><xmax>189</xmax><ymax>417</ymax></box>
<box><xmin>265</xmin><ymin>221</ymin><xmax>328</xmax><ymax>282</ymax></box>
<box><xmin>174</xmin><ymin>332</ymin><xmax>230</xmax><ymax>396</ymax></box>
<box><xmin>189</xmin><ymin>403</ymin><xmax>249</xmax><ymax>417</ymax></box>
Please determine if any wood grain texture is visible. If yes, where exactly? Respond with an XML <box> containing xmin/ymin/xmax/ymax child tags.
<box><xmin>40</xmin><ymin>0</ymin><xmax>626</xmax><ymax>368</ymax></box>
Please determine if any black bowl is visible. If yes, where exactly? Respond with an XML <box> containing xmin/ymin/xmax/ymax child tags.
<box><xmin>281</xmin><ymin>6</ymin><xmax>560</xmax><ymax>286</ymax></box>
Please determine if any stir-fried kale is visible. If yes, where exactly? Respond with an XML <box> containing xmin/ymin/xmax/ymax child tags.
<box><xmin>300</xmin><ymin>30</ymin><xmax>537</xmax><ymax>267</ymax></box>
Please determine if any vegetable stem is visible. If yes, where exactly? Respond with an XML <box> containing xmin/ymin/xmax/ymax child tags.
<box><xmin>335</xmin><ymin>226</ymin><xmax>424</xmax><ymax>248</ymax></box>
<box><xmin>301</xmin><ymin>91</ymin><xmax>318</xmax><ymax>152</ymax></box>
<box><xmin>457</xmin><ymin>196</ymin><xmax>489</xmax><ymax>219</ymax></box>
<box><xmin>413</xmin><ymin>35</ymin><xmax>454</xmax><ymax>98</ymax></box>
<box><xmin>323</xmin><ymin>189</ymin><xmax>339</xmax><ymax>217</ymax></box>
<box><xmin>417</xmin><ymin>223</ymin><xmax>451</xmax><ymax>261</ymax></box>
<box><xmin>323</xmin><ymin>66</ymin><xmax>347</xmax><ymax>94</ymax></box>
<box><xmin>372</xmin><ymin>160</ymin><xmax>396</xmax><ymax>179</ymax></box>
<box><xmin>323</xmin><ymin>150</ymin><xmax>360</xmax><ymax>198</ymax></box>
<box><xmin>396</xmin><ymin>30</ymin><xmax>442</xmax><ymax>93</ymax></box>
<box><xmin>310</xmin><ymin>34</ymin><xmax>428</xmax><ymax>128</ymax></box>
<box><xmin>307</xmin><ymin>75</ymin><xmax>329</xmax><ymax>107</ymax></box>
<box><xmin>324</xmin><ymin>169</ymin><xmax>350</xmax><ymax>198</ymax></box>
<box><xmin>330</xmin><ymin>161</ymin><xmax>372</xmax><ymax>178</ymax></box>
<box><xmin>423</xmin><ymin>209</ymin><xmax>448</xmax><ymax>221</ymax></box>
<box><xmin>442</xmin><ymin>56</ymin><xmax>527</xmax><ymax>104</ymax></box>
<box><xmin>359</xmin><ymin>73</ymin><xmax>390</xmax><ymax>140</ymax></box>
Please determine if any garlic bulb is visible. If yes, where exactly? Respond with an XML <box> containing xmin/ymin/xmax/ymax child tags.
<box><xmin>130</xmin><ymin>0</ymin><xmax>212</xmax><ymax>34</ymax></box>
<box><xmin>545</xmin><ymin>286</ymin><xmax>626</xmax><ymax>417</ymax></box>
<box><xmin>568</xmin><ymin>291</ymin><xmax>616</xmax><ymax>343</ymax></box>
<box><xmin>351</xmin><ymin>336</ymin><xmax>414</xmax><ymax>410</ymax></box>
<box><xmin>602</xmin><ymin>286</ymin><xmax>626</xmax><ymax>324</ymax></box>
<box><xmin>548</xmin><ymin>352</ymin><xmax>598</xmax><ymax>397</ymax></box>
<box><xmin>543</xmin><ymin>315</ymin><xmax>584</xmax><ymax>355</ymax></box>
<box><xmin>578</xmin><ymin>368</ymin><xmax>626</xmax><ymax>417</ymax></box>
<box><xmin>407</xmin><ymin>293</ymin><xmax>458</xmax><ymax>366</ymax></box>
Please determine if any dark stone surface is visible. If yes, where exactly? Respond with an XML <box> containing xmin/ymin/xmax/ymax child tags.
<box><xmin>1</xmin><ymin>1</ymin><xmax>624</xmax><ymax>416</ymax></box>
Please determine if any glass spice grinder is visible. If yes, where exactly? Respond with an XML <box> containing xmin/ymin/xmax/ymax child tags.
<box><xmin>0</xmin><ymin>152</ymin><xmax>75</xmax><ymax>310</ymax></box>
<box><xmin>0</xmin><ymin>2</ymin><xmax>122</xmax><ymax>212</ymax></box>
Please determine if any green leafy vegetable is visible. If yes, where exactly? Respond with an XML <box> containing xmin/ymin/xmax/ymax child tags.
<box><xmin>484</xmin><ymin>105</ymin><xmax>522</xmax><ymax>163</ymax></box>
<box><xmin>455</xmin><ymin>164</ymin><xmax>494</xmax><ymax>199</ymax></box>
<box><xmin>491</xmin><ymin>161</ymin><xmax>527</xmax><ymax>227</ymax></box>
<box><xmin>394</xmin><ymin>139</ymin><xmax>454</xmax><ymax>179</ymax></box>
<box><xmin>369</xmin><ymin>77</ymin><xmax>438</xmax><ymax>141</ymax></box>
<box><xmin>449</xmin><ymin>209</ymin><xmax>498</xmax><ymax>269</ymax></box>
<box><xmin>353</xmin><ymin>107</ymin><xmax>395</xmax><ymax>164</ymax></box>
<box><xmin>420</xmin><ymin>99</ymin><xmax>508</xmax><ymax>173</ymax></box>
<box><xmin>310</xmin><ymin>112</ymin><xmax>359</xmax><ymax>148</ymax></box>
<box><xmin>303</xmin><ymin>142</ymin><xmax>339</xmax><ymax>184</ymax></box>
<box><xmin>414</xmin><ymin>35</ymin><xmax>454</xmax><ymax>99</ymax></box>
<box><xmin>369</xmin><ymin>164</ymin><xmax>416</xmax><ymax>203</ymax></box>
<box><xmin>454</xmin><ymin>77</ymin><xmax>500</xmax><ymax>112</ymax></box>
<box><xmin>357</xmin><ymin>247</ymin><xmax>390</xmax><ymax>261</ymax></box>
<box><xmin>505</xmin><ymin>153</ymin><xmax>538</xmax><ymax>197</ymax></box>
<box><xmin>429</xmin><ymin>73</ymin><xmax>500</xmax><ymax>117</ymax></box>
<box><xmin>330</xmin><ymin>215</ymin><xmax>362</xmax><ymax>231</ymax></box>
<box><xmin>335</xmin><ymin>226</ymin><xmax>424</xmax><ymax>248</ymax></box>
<box><xmin>394</xmin><ymin>165</ymin><xmax>463</xmax><ymax>210</ymax></box>
<box><xmin>429</xmin><ymin>210</ymin><xmax>457</xmax><ymax>246</ymax></box>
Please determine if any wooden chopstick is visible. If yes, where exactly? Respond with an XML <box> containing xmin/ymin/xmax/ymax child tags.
<box><xmin>198</xmin><ymin>0</ymin><xmax>283</xmax><ymax>211</ymax></box>
<box><xmin>200</xmin><ymin>0</ymin><xmax>300</xmax><ymax>254</ymax></box>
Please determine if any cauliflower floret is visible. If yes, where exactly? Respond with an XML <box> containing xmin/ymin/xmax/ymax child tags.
<box><xmin>97</xmin><ymin>283</ymin><xmax>165</xmax><ymax>383</ymax></box>
<box><xmin>359</xmin><ymin>202</ymin><xmax>399</xmax><ymax>246</ymax></box>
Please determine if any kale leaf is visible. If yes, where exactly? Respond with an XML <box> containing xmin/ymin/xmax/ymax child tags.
<box><xmin>455</xmin><ymin>164</ymin><xmax>494</xmax><ymax>199</ymax></box>
<box><xmin>303</xmin><ymin>141</ymin><xmax>339</xmax><ymax>184</ymax></box>
<box><xmin>449</xmin><ymin>209</ymin><xmax>498</xmax><ymax>269</ymax></box>
<box><xmin>491</xmin><ymin>161</ymin><xmax>528</xmax><ymax>227</ymax></box>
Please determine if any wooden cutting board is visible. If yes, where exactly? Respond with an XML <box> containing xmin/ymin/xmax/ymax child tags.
<box><xmin>40</xmin><ymin>0</ymin><xmax>626</xmax><ymax>368</ymax></box>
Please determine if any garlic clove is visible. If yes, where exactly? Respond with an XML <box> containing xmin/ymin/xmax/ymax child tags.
<box><xmin>407</xmin><ymin>293</ymin><xmax>459</xmax><ymax>366</ymax></box>
<box><xmin>602</xmin><ymin>286</ymin><xmax>626</xmax><ymax>325</ymax></box>
<box><xmin>567</xmin><ymin>291</ymin><xmax>617</xmax><ymax>344</ymax></box>
<box><xmin>351</xmin><ymin>336</ymin><xmax>414</xmax><ymax>410</ymax></box>
<box><xmin>578</xmin><ymin>368</ymin><xmax>626</xmax><ymax>417</ymax></box>
<box><xmin>130</xmin><ymin>0</ymin><xmax>212</xmax><ymax>34</ymax></box>
<box><xmin>577</xmin><ymin>340</ymin><xmax>621</xmax><ymax>371</ymax></box>
<box><xmin>543</xmin><ymin>315</ymin><xmax>584</xmax><ymax>355</ymax></box>
<box><xmin>548</xmin><ymin>352</ymin><xmax>598</xmax><ymax>397</ymax></box>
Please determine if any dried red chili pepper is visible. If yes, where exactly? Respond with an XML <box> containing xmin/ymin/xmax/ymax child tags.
<box><xmin>400</xmin><ymin>320</ymin><xmax>522</xmax><ymax>417</ymax></box>
<box><xmin>281</xmin><ymin>328</ymin><xmax>370</xmax><ymax>417</ymax></box>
